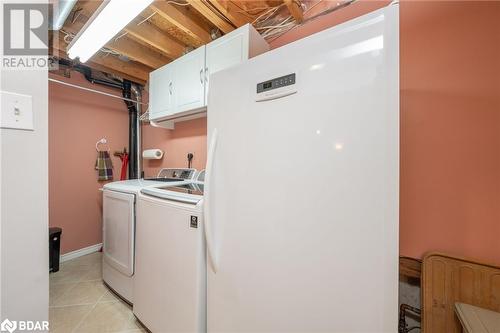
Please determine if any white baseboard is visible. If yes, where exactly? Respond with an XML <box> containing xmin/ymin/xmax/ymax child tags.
<box><xmin>60</xmin><ymin>243</ymin><xmax>103</xmax><ymax>263</ymax></box>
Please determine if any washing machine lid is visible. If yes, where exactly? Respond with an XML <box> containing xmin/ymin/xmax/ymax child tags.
<box><xmin>141</xmin><ymin>182</ymin><xmax>203</xmax><ymax>204</ymax></box>
<box><xmin>103</xmin><ymin>179</ymin><xmax>178</xmax><ymax>194</ymax></box>
<box><xmin>167</xmin><ymin>183</ymin><xmax>204</xmax><ymax>196</ymax></box>
<box><xmin>103</xmin><ymin>168</ymin><xmax>197</xmax><ymax>194</ymax></box>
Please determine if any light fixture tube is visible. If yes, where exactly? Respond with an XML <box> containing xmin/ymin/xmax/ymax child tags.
<box><xmin>67</xmin><ymin>0</ymin><xmax>153</xmax><ymax>63</ymax></box>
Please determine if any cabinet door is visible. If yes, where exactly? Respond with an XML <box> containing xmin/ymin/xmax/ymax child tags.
<box><xmin>173</xmin><ymin>46</ymin><xmax>206</xmax><ymax>113</ymax></box>
<box><xmin>205</xmin><ymin>29</ymin><xmax>248</xmax><ymax>104</ymax></box>
<box><xmin>149</xmin><ymin>64</ymin><xmax>174</xmax><ymax>120</ymax></box>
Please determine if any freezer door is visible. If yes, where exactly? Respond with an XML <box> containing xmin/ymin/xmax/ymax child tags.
<box><xmin>102</xmin><ymin>190</ymin><xmax>135</xmax><ymax>277</ymax></box>
<box><xmin>206</xmin><ymin>4</ymin><xmax>399</xmax><ymax>333</ymax></box>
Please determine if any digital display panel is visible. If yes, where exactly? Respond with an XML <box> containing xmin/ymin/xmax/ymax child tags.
<box><xmin>257</xmin><ymin>73</ymin><xmax>295</xmax><ymax>93</ymax></box>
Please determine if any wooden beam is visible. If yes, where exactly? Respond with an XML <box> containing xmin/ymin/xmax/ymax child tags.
<box><xmin>73</xmin><ymin>0</ymin><xmax>102</xmax><ymax>16</ymax></box>
<box><xmin>124</xmin><ymin>20</ymin><xmax>185</xmax><ymax>59</ymax></box>
<box><xmin>150</xmin><ymin>1</ymin><xmax>212</xmax><ymax>44</ymax></box>
<box><xmin>50</xmin><ymin>48</ymin><xmax>147</xmax><ymax>85</ymax></box>
<box><xmin>186</xmin><ymin>0</ymin><xmax>235</xmax><ymax>34</ymax></box>
<box><xmin>61</xmin><ymin>13</ymin><xmax>170</xmax><ymax>69</ymax></box>
<box><xmin>284</xmin><ymin>0</ymin><xmax>303</xmax><ymax>23</ymax></box>
<box><xmin>205</xmin><ymin>0</ymin><xmax>253</xmax><ymax>28</ymax></box>
<box><xmin>91</xmin><ymin>53</ymin><xmax>151</xmax><ymax>82</ymax></box>
<box><xmin>106</xmin><ymin>36</ymin><xmax>170</xmax><ymax>69</ymax></box>
<box><xmin>64</xmin><ymin>0</ymin><xmax>102</xmax><ymax>29</ymax></box>
<box><xmin>52</xmin><ymin>37</ymin><xmax>149</xmax><ymax>83</ymax></box>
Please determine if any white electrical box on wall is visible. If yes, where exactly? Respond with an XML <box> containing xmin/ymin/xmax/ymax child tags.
<box><xmin>1</xmin><ymin>91</ymin><xmax>34</xmax><ymax>131</ymax></box>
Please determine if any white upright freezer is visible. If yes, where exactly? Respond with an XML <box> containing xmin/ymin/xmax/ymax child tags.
<box><xmin>205</xmin><ymin>3</ymin><xmax>399</xmax><ymax>332</ymax></box>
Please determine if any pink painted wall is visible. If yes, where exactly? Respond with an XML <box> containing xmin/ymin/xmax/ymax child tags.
<box><xmin>142</xmin><ymin>1</ymin><xmax>500</xmax><ymax>265</ymax></box>
<box><xmin>141</xmin><ymin>117</ymin><xmax>207</xmax><ymax>177</ymax></box>
<box><xmin>398</xmin><ymin>1</ymin><xmax>500</xmax><ymax>265</ymax></box>
<box><xmin>49</xmin><ymin>72</ymin><xmax>129</xmax><ymax>254</ymax></box>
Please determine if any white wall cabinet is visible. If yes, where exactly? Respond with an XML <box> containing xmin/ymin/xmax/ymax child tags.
<box><xmin>149</xmin><ymin>24</ymin><xmax>269</xmax><ymax>127</ymax></box>
<box><xmin>149</xmin><ymin>64</ymin><xmax>174</xmax><ymax>119</ymax></box>
<box><xmin>174</xmin><ymin>45</ymin><xmax>206</xmax><ymax>113</ymax></box>
<box><xmin>204</xmin><ymin>24</ymin><xmax>269</xmax><ymax>105</ymax></box>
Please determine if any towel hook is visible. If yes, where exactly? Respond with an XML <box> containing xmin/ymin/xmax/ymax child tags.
<box><xmin>96</xmin><ymin>138</ymin><xmax>109</xmax><ymax>152</ymax></box>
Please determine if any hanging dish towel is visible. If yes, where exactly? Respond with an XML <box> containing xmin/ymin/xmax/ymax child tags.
<box><xmin>119</xmin><ymin>152</ymin><xmax>129</xmax><ymax>181</ymax></box>
<box><xmin>95</xmin><ymin>151</ymin><xmax>113</xmax><ymax>181</ymax></box>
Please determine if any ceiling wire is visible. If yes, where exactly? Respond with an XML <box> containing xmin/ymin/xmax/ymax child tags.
<box><xmin>166</xmin><ymin>0</ymin><xmax>190</xmax><ymax>6</ymax></box>
<box><xmin>114</xmin><ymin>31</ymin><xmax>128</xmax><ymax>42</ymax></box>
<box><xmin>239</xmin><ymin>5</ymin><xmax>278</xmax><ymax>14</ymax></box>
<box><xmin>137</xmin><ymin>12</ymin><xmax>157</xmax><ymax>26</ymax></box>
<box><xmin>257</xmin><ymin>17</ymin><xmax>294</xmax><ymax>31</ymax></box>
<box><xmin>252</xmin><ymin>4</ymin><xmax>284</xmax><ymax>25</ymax></box>
<box><xmin>232</xmin><ymin>2</ymin><xmax>281</xmax><ymax>20</ymax></box>
<box><xmin>304</xmin><ymin>0</ymin><xmax>357</xmax><ymax>22</ymax></box>
<box><xmin>113</xmin><ymin>0</ymin><xmax>189</xmax><ymax>43</ymax></box>
<box><xmin>303</xmin><ymin>0</ymin><xmax>325</xmax><ymax>15</ymax></box>
<box><xmin>70</xmin><ymin>7</ymin><xmax>82</xmax><ymax>24</ymax></box>
<box><xmin>263</xmin><ymin>0</ymin><xmax>357</xmax><ymax>42</ymax></box>
<box><xmin>205</xmin><ymin>0</ymin><xmax>237</xmax><ymax>29</ymax></box>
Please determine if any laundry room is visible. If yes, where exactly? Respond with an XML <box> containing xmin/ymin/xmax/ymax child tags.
<box><xmin>1</xmin><ymin>1</ymin><xmax>499</xmax><ymax>333</ymax></box>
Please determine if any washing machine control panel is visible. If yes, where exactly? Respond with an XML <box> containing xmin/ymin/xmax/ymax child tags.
<box><xmin>157</xmin><ymin>168</ymin><xmax>197</xmax><ymax>180</ymax></box>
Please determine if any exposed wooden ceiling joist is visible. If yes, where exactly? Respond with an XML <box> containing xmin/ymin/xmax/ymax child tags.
<box><xmin>124</xmin><ymin>19</ymin><xmax>186</xmax><ymax>59</ymax></box>
<box><xmin>79</xmin><ymin>0</ymin><xmax>102</xmax><ymax>11</ymax></box>
<box><xmin>61</xmin><ymin>13</ymin><xmax>169</xmax><ymax>70</ymax></box>
<box><xmin>106</xmin><ymin>36</ymin><xmax>170</xmax><ymax>69</ymax></box>
<box><xmin>91</xmin><ymin>52</ymin><xmax>151</xmax><ymax>82</ymax></box>
<box><xmin>186</xmin><ymin>0</ymin><xmax>235</xmax><ymax>34</ymax></box>
<box><xmin>205</xmin><ymin>0</ymin><xmax>253</xmax><ymax>28</ymax></box>
<box><xmin>150</xmin><ymin>1</ymin><xmax>212</xmax><ymax>45</ymax></box>
<box><xmin>50</xmin><ymin>47</ymin><xmax>146</xmax><ymax>84</ymax></box>
<box><xmin>138</xmin><ymin>7</ymin><xmax>199</xmax><ymax>47</ymax></box>
<box><xmin>284</xmin><ymin>0</ymin><xmax>303</xmax><ymax>23</ymax></box>
<box><xmin>52</xmin><ymin>0</ymin><xmax>278</xmax><ymax>81</ymax></box>
<box><xmin>86</xmin><ymin>58</ymin><xmax>148</xmax><ymax>85</ymax></box>
<box><xmin>52</xmin><ymin>36</ymin><xmax>149</xmax><ymax>83</ymax></box>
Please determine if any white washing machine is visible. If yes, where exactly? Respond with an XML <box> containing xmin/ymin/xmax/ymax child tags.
<box><xmin>102</xmin><ymin>168</ymin><xmax>197</xmax><ymax>304</ymax></box>
<box><xmin>133</xmin><ymin>173</ymin><xmax>205</xmax><ymax>332</ymax></box>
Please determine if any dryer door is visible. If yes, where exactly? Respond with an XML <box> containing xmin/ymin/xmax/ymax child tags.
<box><xmin>103</xmin><ymin>190</ymin><xmax>135</xmax><ymax>277</ymax></box>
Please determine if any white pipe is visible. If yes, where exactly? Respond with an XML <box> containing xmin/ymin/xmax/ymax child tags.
<box><xmin>52</xmin><ymin>0</ymin><xmax>78</xmax><ymax>30</ymax></box>
<box><xmin>48</xmin><ymin>78</ymin><xmax>148</xmax><ymax>105</ymax></box>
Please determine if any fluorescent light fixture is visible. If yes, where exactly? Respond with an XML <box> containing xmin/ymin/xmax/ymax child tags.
<box><xmin>67</xmin><ymin>0</ymin><xmax>153</xmax><ymax>63</ymax></box>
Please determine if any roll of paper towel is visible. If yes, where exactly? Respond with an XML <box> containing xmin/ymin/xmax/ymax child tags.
<box><xmin>142</xmin><ymin>149</ymin><xmax>164</xmax><ymax>160</ymax></box>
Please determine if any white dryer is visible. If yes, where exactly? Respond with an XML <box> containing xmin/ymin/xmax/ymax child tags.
<box><xmin>133</xmin><ymin>174</ymin><xmax>205</xmax><ymax>332</ymax></box>
<box><xmin>102</xmin><ymin>168</ymin><xmax>197</xmax><ymax>304</ymax></box>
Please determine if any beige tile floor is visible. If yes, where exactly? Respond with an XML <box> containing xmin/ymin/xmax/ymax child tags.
<box><xmin>49</xmin><ymin>252</ymin><xmax>146</xmax><ymax>333</ymax></box>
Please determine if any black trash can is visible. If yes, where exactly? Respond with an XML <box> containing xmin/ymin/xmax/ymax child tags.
<box><xmin>49</xmin><ymin>227</ymin><xmax>62</xmax><ymax>272</ymax></box>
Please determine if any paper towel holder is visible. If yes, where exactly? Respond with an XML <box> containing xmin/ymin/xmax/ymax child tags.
<box><xmin>142</xmin><ymin>149</ymin><xmax>164</xmax><ymax>160</ymax></box>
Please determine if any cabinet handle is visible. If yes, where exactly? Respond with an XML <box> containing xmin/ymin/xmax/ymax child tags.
<box><xmin>169</xmin><ymin>81</ymin><xmax>172</xmax><ymax>95</ymax></box>
<box><xmin>200</xmin><ymin>68</ymin><xmax>204</xmax><ymax>84</ymax></box>
<box><xmin>205</xmin><ymin>67</ymin><xmax>209</xmax><ymax>83</ymax></box>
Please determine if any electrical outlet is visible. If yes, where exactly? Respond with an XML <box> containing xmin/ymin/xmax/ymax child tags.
<box><xmin>1</xmin><ymin>91</ymin><xmax>34</xmax><ymax>131</ymax></box>
<box><xmin>187</xmin><ymin>152</ymin><xmax>194</xmax><ymax>169</ymax></box>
